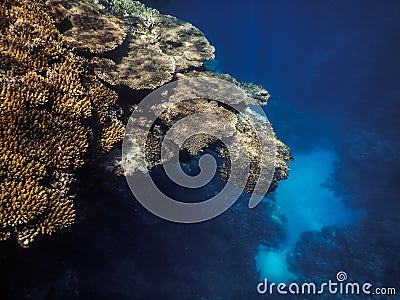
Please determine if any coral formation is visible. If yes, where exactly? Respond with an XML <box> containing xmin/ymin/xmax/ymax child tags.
<box><xmin>95</xmin><ymin>0</ymin><xmax>215</xmax><ymax>72</ymax></box>
<box><xmin>155</xmin><ymin>14</ymin><xmax>215</xmax><ymax>72</ymax></box>
<box><xmin>0</xmin><ymin>0</ymin><xmax>64</xmax><ymax>73</ymax></box>
<box><xmin>123</xmin><ymin>92</ymin><xmax>292</xmax><ymax>195</ymax></box>
<box><xmin>179</xmin><ymin>71</ymin><xmax>271</xmax><ymax>106</ymax></box>
<box><xmin>1</xmin><ymin>0</ymin><xmax>292</xmax><ymax>247</ymax></box>
<box><xmin>46</xmin><ymin>0</ymin><xmax>127</xmax><ymax>53</ymax></box>
<box><xmin>100</xmin><ymin>118</ymin><xmax>126</xmax><ymax>152</ymax></box>
<box><xmin>0</xmin><ymin>0</ymin><xmax>123</xmax><ymax>247</ymax></box>
<box><xmin>91</xmin><ymin>38</ymin><xmax>176</xmax><ymax>90</ymax></box>
<box><xmin>166</xmin><ymin>73</ymin><xmax>291</xmax><ymax>193</ymax></box>
<box><xmin>47</xmin><ymin>0</ymin><xmax>215</xmax><ymax>90</ymax></box>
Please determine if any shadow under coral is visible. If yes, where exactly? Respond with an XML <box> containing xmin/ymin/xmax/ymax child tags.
<box><xmin>0</xmin><ymin>159</ymin><xmax>287</xmax><ymax>299</ymax></box>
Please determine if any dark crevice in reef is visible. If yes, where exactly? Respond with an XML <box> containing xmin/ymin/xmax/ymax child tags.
<box><xmin>97</xmin><ymin>34</ymin><xmax>131</xmax><ymax>64</ymax></box>
<box><xmin>117</xmin><ymin>84</ymin><xmax>152</xmax><ymax>106</ymax></box>
<box><xmin>115</xmin><ymin>84</ymin><xmax>153</xmax><ymax>123</ymax></box>
<box><xmin>75</xmin><ymin>50</ymin><xmax>93</xmax><ymax>60</ymax></box>
<box><xmin>178</xmin><ymin>64</ymin><xmax>208</xmax><ymax>75</ymax></box>
<box><xmin>216</xmin><ymin>99</ymin><xmax>246</xmax><ymax>115</ymax></box>
<box><xmin>56</xmin><ymin>17</ymin><xmax>72</xmax><ymax>34</ymax></box>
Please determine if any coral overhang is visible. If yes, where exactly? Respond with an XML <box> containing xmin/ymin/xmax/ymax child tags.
<box><xmin>0</xmin><ymin>0</ymin><xmax>292</xmax><ymax>247</ymax></box>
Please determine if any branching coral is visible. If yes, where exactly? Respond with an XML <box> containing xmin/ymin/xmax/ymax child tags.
<box><xmin>100</xmin><ymin>118</ymin><xmax>125</xmax><ymax>152</ymax></box>
<box><xmin>0</xmin><ymin>0</ymin><xmax>64</xmax><ymax>73</ymax></box>
<box><xmin>1</xmin><ymin>0</ymin><xmax>292</xmax><ymax>246</ymax></box>
<box><xmin>0</xmin><ymin>0</ymin><xmax>123</xmax><ymax>247</ymax></box>
<box><xmin>94</xmin><ymin>0</ymin><xmax>158</xmax><ymax>27</ymax></box>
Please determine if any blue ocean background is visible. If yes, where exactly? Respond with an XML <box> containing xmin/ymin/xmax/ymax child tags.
<box><xmin>2</xmin><ymin>1</ymin><xmax>399</xmax><ymax>299</ymax></box>
<box><xmin>154</xmin><ymin>0</ymin><xmax>400</xmax><ymax>293</ymax></box>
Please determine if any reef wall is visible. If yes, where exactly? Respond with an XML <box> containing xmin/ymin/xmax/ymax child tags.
<box><xmin>1</xmin><ymin>0</ymin><xmax>292</xmax><ymax>247</ymax></box>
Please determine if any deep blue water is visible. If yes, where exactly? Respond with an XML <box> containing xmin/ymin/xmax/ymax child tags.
<box><xmin>144</xmin><ymin>0</ymin><xmax>400</xmax><ymax>297</ymax></box>
<box><xmin>2</xmin><ymin>1</ymin><xmax>399</xmax><ymax>299</ymax></box>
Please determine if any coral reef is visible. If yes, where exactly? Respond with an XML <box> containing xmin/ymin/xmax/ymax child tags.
<box><xmin>46</xmin><ymin>0</ymin><xmax>127</xmax><ymax>53</ymax></box>
<box><xmin>91</xmin><ymin>38</ymin><xmax>176</xmax><ymax>90</ymax></box>
<box><xmin>167</xmin><ymin>73</ymin><xmax>292</xmax><ymax>193</ymax></box>
<box><xmin>1</xmin><ymin>0</ymin><xmax>291</xmax><ymax>247</ymax></box>
<box><xmin>47</xmin><ymin>0</ymin><xmax>215</xmax><ymax>90</ymax></box>
<box><xmin>95</xmin><ymin>0</ymin><xmax>215</xmax><ymax>72</ymax></box>
<box><xmin>0</xmin><ymin>0</ymin><xmax>123</xmax><ymax>247</ymax></box>
<box><xmin>122</xmin><ymin>79</ymin><xmax>292</xmax><ymax>194</ymax></box>
<box><xmin>179</xmin><ymin>71</ymin><xmax>271</xmax><ymax>106</ymax></box>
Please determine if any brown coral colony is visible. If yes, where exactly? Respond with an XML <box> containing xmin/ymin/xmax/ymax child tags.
<box><xmin>0</xmin><ymin>0</ymin><xmax>123</xmax><ymax>247</ymax></box>
<box><xmin>1</xmin><ymin>0</ymin><xmax>292</xmax><ymax>247</ymax></box>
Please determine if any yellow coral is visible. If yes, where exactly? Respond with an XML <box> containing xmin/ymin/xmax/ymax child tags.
<box><xmin>100</xmin><ymin>118</ymin><xmax>125</xmax><ymax>152</ymax></box>
<box><xmin>85</xmin><ymin>75</ymin><xmax>119</xmax><ymax>123</ymax></box>
<box><xmin>0</xmin><ymin>231</ymin><xmax>11</xmax><ymax>241</ymax></box>
<box><xmin>0</xmin><ymin>179</ymin><xmax>49</xmax><ymax>227</ymax></box>
<box><xmin>37</xmin><ymin>192</ymin><xmax>75</xmax><ymax>236</ymax></box>
<box><xmin>0</xmin><ymin>0</ymin><xmax>124</xmax><ymax>247</ymax></box>
<box><xmin>0</xmin><ymin>0</ymin><xmax>65</xmax><ymax>72</ymax></box>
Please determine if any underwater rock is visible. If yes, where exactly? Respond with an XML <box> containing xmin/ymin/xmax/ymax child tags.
<box><xmin>0</xmin><ymin>0</ymin><xmax>124</xmax><ymax>247</ymax></box>
<box><xmin>287</xmin><ymin>219</ymin><xmax>400</xmax><ymax>287</ymax></box>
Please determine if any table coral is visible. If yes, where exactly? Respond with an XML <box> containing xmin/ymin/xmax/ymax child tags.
<box><xmin>122</xmin><ymin>86</ymin><xmax>292</xmax><ymax>195</ymax></box>
<box><xmin>91</xmin><ymin>38</ymin><xmax>176</xmax><ymax>90</ymax></box>
<box><xmin>177</xmin><ymin>71</ymin><xmax>271</xmax><ymax>106</ymax></box>
<box><xmin>0</xmin><ymin>0</ymin><xmax>123</xmax><ymax>247</ymax></box>
<box><xmin>45</xmin><ymin>0</ymin><xmax>127</xmax><ymax>53</ymax></box>
<box><xmin>47</xmin><ymin>0</ymin><xmax>215</xmax><ymax>90</ymax></box>
<box><xmin>0</xmin><ymin>0</ymin><xmax>293</xmax><ymax>247</ymax></box>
